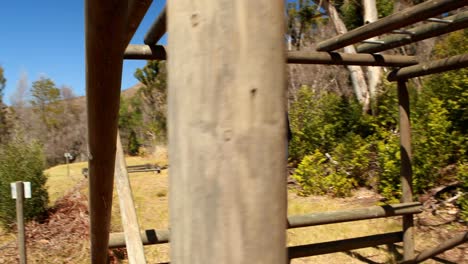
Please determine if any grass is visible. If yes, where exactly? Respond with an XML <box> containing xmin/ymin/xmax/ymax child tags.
<box><xmin>3</xmin><ymin>149</ymin><xmax>464</xmax><ymax>263</ymax></box>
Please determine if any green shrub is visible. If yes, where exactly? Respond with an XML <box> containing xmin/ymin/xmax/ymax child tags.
<box><xmin>293</xmin><ymin>150</ymin><xmax>357</xmax><ymax>197</ymax></box>
<box><xmin>289</xmin><ymin>85</ymin><xmax>371</xmax><ymax>162</ymax></box>
<box><xmin>0</xmin><ymin>136</ymin><xmax>49</xmax><ymax>228</ymax></box>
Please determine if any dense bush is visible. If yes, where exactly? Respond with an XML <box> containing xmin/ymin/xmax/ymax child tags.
<box><xmin>290</xmin><ymin>59</ymin><xmax>467</xmax><ymax>200</ymax></box>
<box><xmin>0</xmin><ymin>136</ymin><xmax>48</xmax><ymax>228</ymax></box>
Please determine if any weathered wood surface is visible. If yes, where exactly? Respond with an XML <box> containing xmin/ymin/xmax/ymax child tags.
<box><xmin>168</xmin><ymin>1</ymin><xmax>287</xmax><ymax>263</ymax></box>
<box><xmin>357</xmin><ymin>11</ymin><xmax>468</xmax><ymax>53</ymax></box>
<box><xmin>16</xmin><ymin>182</ymin><xmax>26</xmax><ymax>264</ymax></box>
<box><xmin>398</xmin><ymin>80</ymin><xmax>414</xmax><ymax>260</ymax></box>
<box><xmin>288</xmin><ymin>202</ymin><xmax>422</xmax><ymax>228</ymax></box>
<box><xmin>109</xmin><ymin>229</ymin><xmax>170</xmax><ymax>248</ymax></box>
<box><xmin>144</xmin><ymin>5</ymin><xmax>167</xmax><ymax>45</ymax></box>
<box><xmin>287</xmin><ymin>51</ymin><xmax>418</xmax><ymax>66</ymax></box>
<box><xmin>388</xmin><ymin>54</ymin><xmax>468</xmax><ymax>81</ymax></box>
<box><xmin>115</xmin><ymin>133</ymin><xmax>146</xmax><ymax>264</ymax></box>
<box><xmin>317</xmin><ymin>0</ymin><xmax>468</xmax><ymax>51</ymax></box>
<box><xmin>108</xmin><ymin>202</ymin><xmax>421</xmax><ymax>248</ymax></box>
<box><xmin>85</xmin><ymin>0</ymin><xmax>128</xmax><ymax>262</ymax></box>
<box><xmin>288</xmin><ymin>232</ymin><xmax>403</xmax><ymax>259</ymax></box>
<box><xmin>124</xmin><ymin>44</ymin><xmax>417</xmax><ymax>66</ymax></box>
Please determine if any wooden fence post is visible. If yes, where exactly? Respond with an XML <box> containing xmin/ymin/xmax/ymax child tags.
<box><xmin>168</xmin><ymin>1</ymin><xmax>287</xmax><ymax>263</ymax></box>
<box><xmin>15</xmin><ymin>181</ymin><xmax>27</xmax><ymax>264</ymax></box>
<box><xmin>398</xmin><ymin>80</ymin><xmax>414</xmax><ymax>260</ymax></box>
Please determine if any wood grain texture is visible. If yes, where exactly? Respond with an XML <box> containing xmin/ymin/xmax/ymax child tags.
<box><xmin>85</xmin><ymin>0</ymin><xmax>128</xmax><ymax>262</ymax></box>
<box><xmin>167</xmin><ymin>1</ymin><xmax>287</xmax><ymax>263</ymax></box>
<box><xmin>398</xmin><ymin>80</ymin><xmax>415</xmax><ymax>260</ymax></box>
<box><xmin>115</xmin><ymin>133</ymin><xmax>147</xmax><ymax>264</ymax></box>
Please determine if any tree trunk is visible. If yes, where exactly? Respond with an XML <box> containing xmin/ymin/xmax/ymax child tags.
<box><xmin>362</xmin><ymin>0</ymin><xmax>382</xmax><ymax>109</ymax></box>
<box><xmin>322</xmin><ymin>0</ymin><xmax>370</xmax><ymax>112</ymax></box>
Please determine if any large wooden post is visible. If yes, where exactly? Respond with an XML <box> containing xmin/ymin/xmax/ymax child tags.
<box><xmin>167</xmin><ymin>1</ymin><xmax>287</xmax><ymax>263</ymax></box>
<box><xmin>397</xmin><ymin>80</ymin><xmax>414</xmax><ymax>261</ymax></box>
<box><xmin>85</xmin><ymin>0</ymin><xmax>128</xmax><ymax>263</ymax></box>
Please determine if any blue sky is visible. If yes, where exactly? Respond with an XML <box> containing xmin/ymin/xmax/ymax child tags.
<box><xmin>0</xmin><ymin>0</ymin><xmax>166</xmax><ymax>105</ymax></box>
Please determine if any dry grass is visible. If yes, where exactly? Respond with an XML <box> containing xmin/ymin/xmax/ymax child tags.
<box><xmin>2</xmin><ymin>151</ymin><xmax>466</xmax><ymax>263</ymax></box>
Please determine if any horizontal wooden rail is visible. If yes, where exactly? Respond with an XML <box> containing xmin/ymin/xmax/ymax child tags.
<box><xmin>127</xmin><ymin>168</ymin><xmax>161</xmax><ymax>173</ymax></box>
<box><xmin>388</xmin><ymin>54</ymin><xmax>468</xmax><ymax>81</ymax></box>
<box><xmin>400</xmin><ymin>232</ymin><xmax>468</xmax><ymax>264</ymax></box>
<box><xmin>288</xmin><ymin>232</ymin><xmax>403</xmax><ymax>259</ymax></box>
<box><xmin>124</xmin><ymin>44</ymin><xmax>167</xmax><ymax>60</ymax></box>
<box><xmin>109</xmin><ymin>229</ymin><xmax>170</xmax><ymax>248</ymax></box>
<box><xmin>124</xmin><ymin>44</ymin><xmax>418</xmax><ymax>66</ymax></box>
<box><xmin>357</xmin><ymin>11</ymin><xmax>468</xmax><ymax>53</ymax></box>
<box><xmin>316</xmin><ymin>0</ymin><xmax>467</xmax><ymax>51</ymax></box>
<box><xmin>287</xmin><ymin>51</ymin><xmax>418</xmax><ymax>66</ymax></box>
<box><xmin>109</xmin><ymin>203</ymin><xmax>420</xmax><ymax>248</ymax></box>
<box><xmin>288</xmin><ymin>202</ymin><xmax>421</xmax><ymax>228</ymax></box>
<box><xmin>144</xmin><ymin>5</ymin><xmax>166</xmax><ymax>45</ymax></box>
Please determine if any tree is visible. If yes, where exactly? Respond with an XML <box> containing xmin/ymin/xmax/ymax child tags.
<box><xmin>0</xmin><ymin>66</ymin><xmax>5</xmax><ymax>98</ymax></box>
<box><xmin>286</xmin><ymin>0</ymin><xmax>323</xmax><ymax>50</ymax></box>
<box><xmin>30</xmin><ymin>77</ymin><xmax>62</xmax><ymax>130</ymax></box>
<box><xmin>134</xmin><ymin>61</ymin><xmax>167</xmax><ymax>146</ymax></box>
<box><xmin>0</xmin><ymin>136</ymin><xmax>49</xmax><ymax>228</ymax></box>
<box><xmin>0</xmin><ymin>66</ymin><xmax>12</xmax><ymax>144</ymax></box>
<box><xmin>119</xmin><ymin>95</ymin><xmax>142</xmax><ymax>155</ymax></box>
<box><xmin>321</xmin><ymin>0</ymin><xmax>370</xmax><ymax>112</ymax></box>
<box><xmin>362</xmin><ymin>0</ymin><xmax>381</xmax><ymax>106</ymax></box>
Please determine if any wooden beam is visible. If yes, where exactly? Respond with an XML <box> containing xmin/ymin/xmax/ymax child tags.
<box><xmin>317</xmin><ymin>0</ymin><xmax>468</xmax><ymax>51</ymax></box>
<box><xmin>288</xmin><ymin>202</ymin><xmax>422</xmax><ymax>228</ymax></box>
<box><xmin>398</xmin><ymin>80</ymin><xmax>414</xmax><ymax>261</ymax></box>
<box><xmin>109</xmin><ymin>229</ymin><xmax>170</xmax><ymax>248</ymax></box>
<box><xmin>108</xmin><ymin>203</ymin><xmax>421</xmax><ymax>248</ymax></box>
<box><xmin>400</xmin><ymin>232</ymin><xmax>468</xmax><ymax>264</ymax></box>
<box><xmin>124</xmin><ymin>44</ymin><xmax>167</xmax><ymax>60</ymax></box>
<box><xmin>85</xmin><ymin>0</ymin><xmax>128</xmax><ymax>263</ymax></box>
<box><xmin>357</xmin><ymin>11</ymin><xmax>468</xmax><ymax>53</ymax></box>
<box><xmin>144</xmin><ymin>5</ymin><xmax>166</xmax><ymax>45</ymax></box>
<box><xmin>388</xmin><ymin>54</ymin><xmax>468</xmax><ymax>81</ymax></box>
<box><xmin>287</xmin><ymin>51</ymin><xmax>418</xmax><ymax>66</ymax></box>
<box><xmin>125</xmin><ymin>0</ymin><xmax>153</xmax><ymax>46</ymax></box>
<box><xmin>124</xmin><ymin>44</ymin><xmax>417</xmax><ymax>66</ymax></box>
<box><xmin>114</xmin><ymin>133</ymin><xmax>146</xmax><ymax>263</ymax></box>
<box><xmin>288</xmin><ymin>232</ymin><xmax>403</xmax><ymax>259</ymax></box>
<box><xmin>168</xmin><ymin>1</ymin><xmax>287</xmax><ymax>263</ymax></box>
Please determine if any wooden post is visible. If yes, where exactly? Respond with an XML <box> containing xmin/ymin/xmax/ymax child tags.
<box><xmin>85</xmin><ymin>0</ymin><xmax>128</xmax><ymax>263</ymax></box>
<box><xmin>15</xmin><ymin>181</ymin><xmax>27</xmax><ymax>264</ymax></box>
<box><xmin>168</xmin><ymin>1</ymin><xmax>287</xmax><ymax>263</ymax></box>
<box><xmin>398</xmin><ymin>80</ymin><xmax>414</xmax><ymax>261</ymax></box>
<box><xmin>115</xmin><ymin>133</ymin><xmax>146</xmax><ymax>264</ymax></box>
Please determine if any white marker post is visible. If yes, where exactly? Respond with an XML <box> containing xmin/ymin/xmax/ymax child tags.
<box><xmin>11</xmin><ymin>181</ymin><xmax>31</xmax><ymax>264</ymax></box>
<box><xmin>64</xmin><ymin>153</ymin><xmax>72</xmax><ymax>178</ymax></box>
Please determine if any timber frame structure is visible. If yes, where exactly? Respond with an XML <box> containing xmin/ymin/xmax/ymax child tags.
<box><xmin>85</xmin><ymin>0</ymin><xmax>468</xmax><ymax>263</ymax></box>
